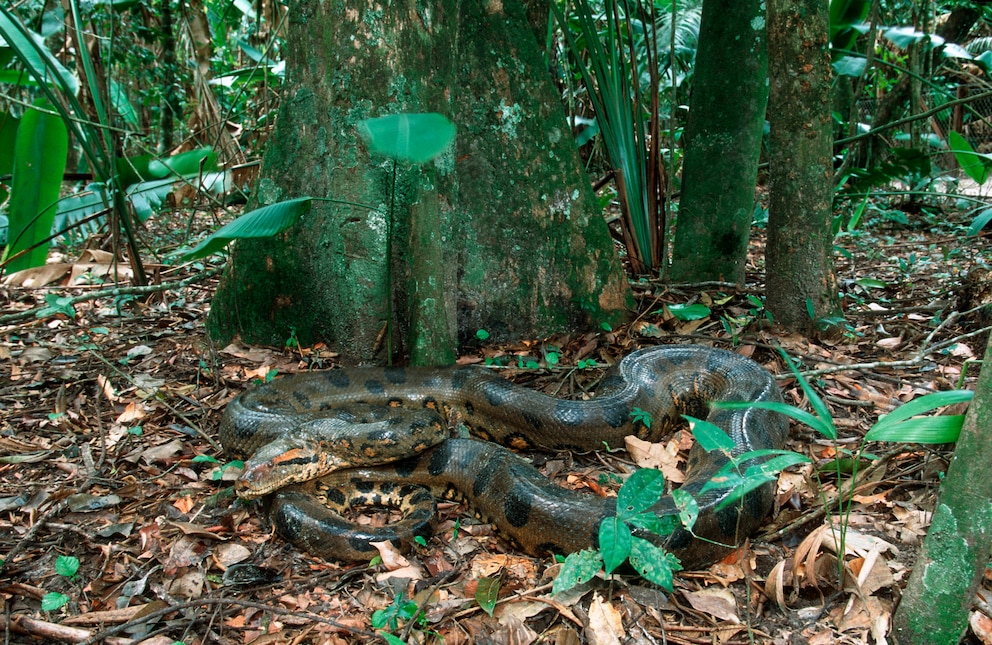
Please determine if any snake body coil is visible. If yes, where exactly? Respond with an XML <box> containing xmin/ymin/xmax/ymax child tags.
<box><xmin>219</xmin><ymin>345</ymin><xmax>787</xmax><ymax>567</ymax></box>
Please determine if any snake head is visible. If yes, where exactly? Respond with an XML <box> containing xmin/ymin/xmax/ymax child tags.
<box><xmin>236</xmin><ymin>436</ymin><xmax>342</xmax><ymax>499</ymax></box>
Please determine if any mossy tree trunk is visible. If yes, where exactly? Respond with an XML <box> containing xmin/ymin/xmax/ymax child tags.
<box><xmin>668</xmin><ymin>0</ymin><xmax>768</xmax><ymax>285</ymax></box>
<box><xmin>207</xmin><ymin>0</ymin><xmax>632</xmax><ymax>363</ymax></box>
<box><xmin>765</xmin><ymin>0</ymin><xmax>840</xmax><ymax>333</ymax></box>
<box><xmin>891</xmin><ymin>334</ymin><xmax>992</xmax><ymax>644</ymax></box>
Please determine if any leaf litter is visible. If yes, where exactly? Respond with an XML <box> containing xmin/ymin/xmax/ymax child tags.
<box><xmin>0</xmin><ymin>209</ymin><xmax>991</xmax><ymax>643</ymax></box>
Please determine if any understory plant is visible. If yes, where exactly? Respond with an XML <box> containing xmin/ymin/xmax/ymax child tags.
<box><xmin>554</xmin><ymin>348</ymin><xmax>971</xmax><ymax>594</ymax></box>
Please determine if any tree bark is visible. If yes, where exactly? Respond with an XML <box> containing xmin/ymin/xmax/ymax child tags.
<box><xmin>207</xmin><ymin>0</ymin><xmax>632</xmax><ymax>362</ymax></box>
<box><xmin>669</xmin><ymin>0</ymin><xmax>768</xmax><ymax>285</ymax></box>
<box><xmin>891</xmin><ymin>334</ymin><xmax>992</xmax><ymax>644</ymax></box>
<box><xmin>765</xmin><ymin>0</ymin><xmax>840</xmax><ymax>334</ymax></box>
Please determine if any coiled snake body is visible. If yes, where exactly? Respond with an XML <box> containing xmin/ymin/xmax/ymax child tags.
<box><xmin>220</xmin><ymin>345</ymin><xmax>787</xmax><ymax>568</ymax></box>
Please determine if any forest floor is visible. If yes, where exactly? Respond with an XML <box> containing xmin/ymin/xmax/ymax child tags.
<box><xmin>1</xmin><ymin>195</ymin><xmax>992</xmax><ymax>645</ymax></box>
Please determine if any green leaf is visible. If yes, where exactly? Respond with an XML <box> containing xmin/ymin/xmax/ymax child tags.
<box><xmin>55</xmin><ymin>555</ymin><xmax>80</xmax><ymax>578</ymax></box>
<box><xmin>671</xmin><ymin>488</ymin><xmax>699</xmax><ymax>531</ymax></box>
<box><xmin>181</xmin><ymin>198</ymin><xmax>312</xmax><ymax>260</ymax></box>
<box><xmin>865</xmin><ymin>415</ymin><xmax>965</xmax><ymax>444</ymax></box>
<box><xmin>37</xmin><ymin>294</ymin><xmax>76</xmax><ymax>318</ymax></box>
<box><xmin>475</xmin><ymin>329</ymin><xmax>490</xmax><ymax>340</ymax></box>
<box><xmin>949</xmin><ymin>131</ymin><xmax>989</xmax><ymax>185</ymax></box>
<box><xmin>192</xmin><ymin>454</ymin><xmax>220</xmax><ymax>464</ymax></box>
<box><xmin>832</xmin><ymin>55</ymin><xmax>867</xmax><ymax>77</ymax></box>
<box><xmin>475</xmin><ymin>576</ymin><xmax>500</xmax><ymax>617</ymax></box>
<box><xmin>686</xmin><ymin>417</ymin><xmax>735</xmax><ymax>453</ymax></box>
<box><xmin>4</xmin><ymin>98</ymin><xmax>69</xmax><ymax>272</ymax></box>
<box><xmin>148</xmin><ymin>147</ymin><xmax>217</xmax><ymax>179</ymax></box>
<box><xmin>357</xmin><ymin>113</ymin><xmax>456</xmax><ymax>164</ymax></box>
<box><xmin>552</xmin><ymin>549</ymin><xmax>603</xmax><ymax>595</ymax></box>
<box><xmin>379</xmin><ymin>634</ymin><xmax>406</xmax><ymax>645</ymax></box>
<box><xmin>871</xmin><ymin>390</ymin><xmax>972</xmax><ymax>431</ymax></box>
<box><xmin>628</xmin><ymin>537</ymin><xmax>680</xmax><ymax>592</ymax></box>
<box><xmin>0</xmin><ymin>9</ymin><xmax>79</xmax><ymax>95</ymax></box>
<box><xmin>628</xmin><ymin>510</ymin><xmax>679</xmax><ymax>536</ymax></box>
<box><xmin>615</xmin><ymin>469</ymin><xmax>665</xmax><ymax>521</ymax></box>
<box><xmin>109</xmin><ymin>79</ymin><xmax>139</xmax><ymax>128</ymax></box>
<box><xmin>41</xmin><ymin>591</ymin><xmax>70</xmax><ymax>611</ymax></box>
<box><xmin>666</xmin><ymin>303</ymin><xmax>711</xmax><ymax>321</ymax></box>
<box><xmin>967</xmin><ymin>207</ymin><xmax>992</xmax><ymax>236</ymax></box>
<box><xmin>599</xmin><ymin>516</ymin><xmax>632</xmax><ymax>574</ymax></box>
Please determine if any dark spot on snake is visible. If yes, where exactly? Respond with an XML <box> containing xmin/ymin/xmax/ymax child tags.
<box><xmin>292</xmin><ymin>390</ymin><xmax>311</xmax><ymax>409</ymax></box>
<box><xmin>427</xmin><ymin>442</ymin><xmax>454</xmax><ymax>476</ymax></box>
<box><xmin>482</xmin><ymin>380</ymin><xmax>514</xmax><ymax>407</ymax></box>
<box><xmin>392</xmin><ymin>454</ymin><xmax>420</xmax><ymax>478</ymax></box>
<box><xmin>520</xmin><ymin>409</ymin><xmax>544</xmax><ymax>431</ymax></box>
<box><xmin>553</xmin><ymin>400</ymin><xmax>586</xmax><ymax>427</ymax></box>
<box><xmin>383</xmin><ymin>367</ymin><xmax>407</xmax><ymax>385</ymax></box>
<box><xmin>354</xmin><ymin>481</ymin><xmax>377</xmax><ymax>494</ymax></box>
<box><xmin>537</xmin><ymin>542</ymin><xmax>561</xmax><ymax>555</ymax></box>
<box><xmin>449</xmin><ymin>367</ymin><xmax>474</xmax><ymax>390</ymax></box>
<box><xmin>600</xmin><ymin>401</ymin><xmax>629</xmax><ymax>428</ymax></box>
<box><xmin>504</xmin><ymin>432</ymin><xmax>533</xmax><ymax>451</ymax></box>
<box><xmin>324</xmin><ymin>488</ymin><xmax>346</xmax><ymax>506</ymax></box>
<box><xmin>423</xmin><ymin>375</ymin><xmax>444</xmax><ymax>388</ymax></box>
<box><xmin>323</xmin><ymin>371</ymin><xmax>351</xmax><ymax>388</ymax></box>
<box><xmin>464</xmin><ymin>400</ymin><xmax>475</xmax><ymax>415</ymax></box>
<box><xmin>365</xmin><ymin>379</ymin><xmax>385</xmax><ymax>395</ymax></box>
<box><xmin>503</xmin><ymin>485</ymin><xmax>532</xmax><ymax>528</ymax></box>
<box><xmin>472</xmin><ymin>455</ymin><xmax>500</xmax><ymax>497</ymax></box>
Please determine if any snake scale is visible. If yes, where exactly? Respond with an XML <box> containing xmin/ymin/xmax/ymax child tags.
<box><xmin>219</xmin><ymin>345</ymin><xmax>787</xmax><ymax>569</ymax></box>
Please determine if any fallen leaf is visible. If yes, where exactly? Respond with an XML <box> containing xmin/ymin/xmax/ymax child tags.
<box><xmin>625</xmin><ymin>435</ymin><xmax>684</xmax><ymax>483</ymax></box>
<box><xmin>586</xmin><ymin>594</ymin><xmax>624</xmax><ymax>645</ymax></box>
<box><xmin>681</xmin><ymin>587</ymin><xmax>740</xmax><ymax>624</ymax></box>
<box><xmin>371</xmin><ymin>540</ymin><xmax>410</xmax><ymax>571</ymax></box>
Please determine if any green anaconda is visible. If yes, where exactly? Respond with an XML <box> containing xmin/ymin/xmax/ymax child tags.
<box><xmin>219</xmin><ymin>345</ymin><xmax>787</xmax><ymax>568</ymax></box>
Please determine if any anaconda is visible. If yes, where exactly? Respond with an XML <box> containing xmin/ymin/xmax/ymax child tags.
<box><xmin>219</xmin><ymin>344</ymin><xmax>787</xmax><ymax>568</ymax></box>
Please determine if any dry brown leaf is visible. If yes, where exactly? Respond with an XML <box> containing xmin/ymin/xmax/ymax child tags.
<box><xmin>970</xmin><ymin>610</ymin><xmax>992</xmax><ymax>644</ymax></box>
<box><xmin>370</xmin><ymin>540</ymin><xmax>409</xmax><ymax>570</ymax></box>
<box><xmin>213</xmin><ymin>543</ymin><xmax>252</xmax><ymax>568</ymax></box>
<box><xmin>681</xmin><ymin>587</ymin><xmax>740</xmax><ymax>623</ymax></box>
<box><xmin>491</xmin><ymin>613</ymin><xmax>537</xmax><ymax>645</ymax></box>
<box><xmin>585</xmin><ymin>594</ymin><xmax>624</xmax><ymax>645</ymax></box>
<box><xmin>624</xmin><ymin>435</ymin><xmax>684</xmax><ymax>483</ymax></box>
<box><xmin>116</xmin><ymin>401</ymin><xmax>146</xmax><ymax>424</ymax></box>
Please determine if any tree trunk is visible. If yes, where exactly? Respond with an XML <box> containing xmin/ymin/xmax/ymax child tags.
<box><xmin>765</xmin><ymin>0</ymin><xmax>840</xmax><ymax>334</ymax></box>
<box><xmin>669</xmin><ymin>0</ymin><xmax>768</xmax><ymax>285</ymax></box>
<box><xmin>207</xmin><ymin>0</ymin><xmax>632</xmax><ymax>363</ymax></box>
<box><xmin>890</xmin><ymin>335</ymin><xmax>992</xmax><ymax>644</ymax></box>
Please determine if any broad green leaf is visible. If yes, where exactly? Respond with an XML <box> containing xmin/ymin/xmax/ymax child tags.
<box><xmin>109</xmin><ymin>79</ymin><xmax>139</xmax><ymax>128</ymax></box>
<box><xmin>37</xmin><ymin>294</ymin><xmax>76</xmax><ymax>318</ymax></box>
<box><xmin>0</xmin><ymin>8</ymin><xmax>79</xmax><ymax>95</ymax></box>
<box><xmin>742</xmin><ymin>452</ymin><xmax>811</xmax><ymax>479</ymax></box>
<box><xmin>686</xmin><ymin>417</ymin><xmax>735</xmax><ymax>453</ymax></box>
<box><xmin>628</xmin><ymin>537</ymin><xmax>680</xmax><ymax>592</ymax></box>
<box><xmin>357</xmin><ymin>113</ymin><xmax>456</xmax><ymax>164</ymax></box>
<box><xmin>949</xmin><ymin>131</ymin><xmax>989</xmax><ymax>185</ymax></box>
<box><xmin>868</xmin><ymin>390</ymin><xmax>973</xmax><ymax>435</ymax></box>
<box><xmin>628</xmin><ymin>510</ymin><xmax>679</xmax><ymax>536</ymax></box>
<box><xmin>552</xmin><ymin>549</ymin><xmax>603</xmax><ymax>595</ymax></box>
<box><xmin>616</xmin><ymin>468</ymin><xmax>665</xmax><ymax>518</ymax></box>
<box><xmin>41</xmin><ymin>592</ymin><xmax>69</xmax><ymax>611</ymax></box>
<box><xmin>865</xmin><ymin>415</ymin><xmax>965</xmax><ymax>444</ymax></box>
<box><xmin>832</xmin><ymin>55</ymin><xmax>867</xmax><ymax>77</ymax></box>
<box><xmin>4</xmin><ymin>99</ymin><xmax>68</xmax><ymax>271</ymax></box>
<box><xmin>474</xmin><ymin>576</ymin><xmax>500</xmax><ymax>617</ymax></box>
<box><xmin>855</xmin><ymin>277</ymin><xmax>887</xmax><ymax>289</ymax></box>
<box><xmin>666</xmin><ymin>303</ymin><xmax>711</xmax><ymax>321</ymax></box>
<box><xmin>0</xmin><ymin>110</ymin><xmax>18</xmax><ymax>204</ymax></box>
<box><xmin>671</xmin><ymin>488</ymin><xmax>698</xmax><ymax>531</ymax></box>
<box><xmin>181</xmin><ymin>198</ymin><xmax>312</xmax><ymax>260</ymax></box>
<box><xmin>148</xmin><ymin>147</ymin><xmax>217</xmax><ymax>178</ymax></box>
<box><xmin>55</xmin><ymin>555</ymin><xmax>79</xmax><ymax>578</ymax></box>
<box><xmin>714</xmin><ymin>473</ymin><xmax>777</xmax><ymax>510</ymax></box>
<box><xmin>883</xmin><ymin>26</ymin><xmax>942</xmax><ymax>49</ymax></box>
<box><xmin>379</xmin><ymin>634</ymin><xmax>405</xmax><ymax>645</ymax></box>
<box><xmin>599</xmin><ymin>516</ymin><xmax>631</xmax><ymax>574</ymax></box>
<box><xmin>967</xmin><ymin>207</ymin><xmax>992</xmax><ymax>236</ymax></box>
